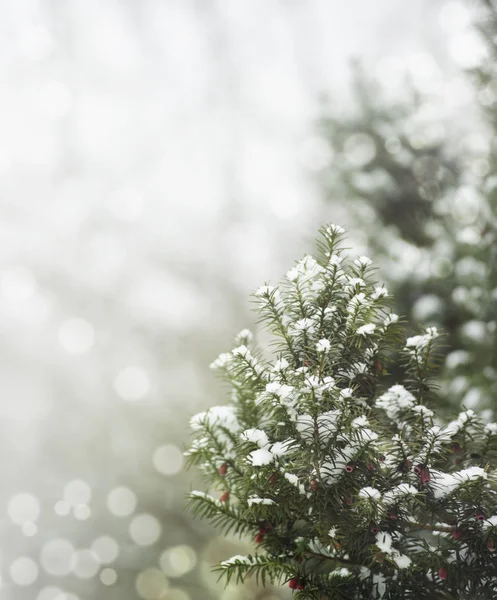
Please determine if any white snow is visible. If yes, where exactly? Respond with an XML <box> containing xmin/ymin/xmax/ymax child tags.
<box><xmin>358</xmin><ymin>487</ymin><xmax>381</xmax><ymax>501</ymax></box>
<box><xmin>327</xmin><ymin>224</ymin><xmax>345</xmax><ymax>235</ymax></box>
<box><xmin>357</xmin><ymin>323</ymin><xmax>376</xmax><ymax>336</ymax></box>
<box><xmin>384</xmin><ymin>313</ymin><xmax>399</xmax><ymax>326</ymax></box>
<box><xmin>375</xmin><ymin>385</ymin><xmax>416</xmax><ymax>420</ymax></box>
<box><xmin>273</xmin><ymin>358</ymin><xmax>289</xmax><ymax>371</ymax></box>
<box><xmin>190</xmin><ymin>406</ymin><xmax>240</xmax><ymax>434</ymax></box>
<box><xmin>430</xmin><ymin>466</ymin><xmax>487</xmax><ymax>499</ymax></box>
<box><xmin>232</xmin><ymin>345</ymin><xmax>250</xmax><ymax>358</ymax></box>
<box><xmin>392</xmin><ymin>552</ymin><xmax>411</xmax><ymax>569</ymax></box>
<box><xmin>297</xmin><ymin>411</ymin><xmax>340</xmax><ymax>442</ymax></box>
<box><xmin>265</xmin><ymin>382</ymin><xmax>295</xmax><ymax>399</ymax></box>
<box><xmin>220</xmin><ymin>555</ymin><xmax>253</xmax><ymax>566</ymax></box>
<box><xmin>412</xmin><ymin>404</ymin><xmax>434</xmax><ymax>418</ymax></box>
<box><xmin>316</xmin><ymin>338</ymin><xmax>331</xmax><ymax>353</ymax></box>
<box><xmin>347</xmin><ymin>277</ymin><xmax>366</xmax><ymax>288</ymax></box>
<box><xmin>382</xmin><ymin>484</ymin><xmax>418</xmax><ymax>504</ymax></box>
<box><xmin>485</xmin><ymin>423</ymin><xmax>497</xmax><ymax>435</ymax></box>
<box><xmin>354</xmin><ymin>256</ymin><xmax>372</xmax><ymax>268</ymax></box>
<box><xmin>351</xmin><ymin>415</ymin><xmax>369</xmax><ymax>428</ymax></box>
<box><xmin>482</xmin><ymin>516</ymin><xmax>497</xmax><ymax>530</ymax></box>
<box><xmin>209</xmin><ymin>352</ymin><xmax>233</xmax><ymax>369</ymax></box>
<box><xmin>248</xmin><ymin>448</ymin><xmax>275</xmax><ymax>466</ymax></box>
<box><xmin>347</xmin><ymin>293</ymin><xmax>368</xmax><ymax>313</ymax></box>
<box><xmin>270</xmin><ymin>439</ymin><xmax>295</xmax><ymax>456</ymax></box>
<box><xmin>247</xmin><ymin>496</ymin><xmax>276</xmax><ymax>506</ymax></box>
<box><xmin>371</xmin><ymin>286</ymin><xmax>388</xmax><ymax>300</ymax></box>
<box><xmin>241</xmin><ymin>428</ymin><xmax>269</xmax><ymax>447</ymax></box>
<box><xmin>286</xmin><ymin>255</ymin><xmax>324</xmax><ymax>283</ymax></box>
<box><xmin>376</xmin><ymin>532</ymin><xmax>393</xmax><ymax>554</ymax></box>
<box><xmin>405</xmin><ymin>327</ymin><xmax>439</xmax><ymax>356</ymax></box>
<box><xmin>255</xmin><ymin>285</ymin><xmax>277</xmax><ymax>297</ymax></box>
<box><xmin>235</xmin><ymin>329</ymin><xmax>253</xmax><ymax>344</ymax></box>
<box><xmin>293</xmin><ymin>318</ymin><xmax>316</xmax><ymax>332</ymax></box>
<box><xmin>330</xmin><ymin>568</ymin><xmax>351</xmax><ymax>577</ymax></box>
<box><xmin>284</xmin><ymin>473</ymin><xmax>299</xmax><ymax>486</ymax></box>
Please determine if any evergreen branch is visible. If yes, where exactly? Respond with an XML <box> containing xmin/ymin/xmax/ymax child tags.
<box><xmin>215</xmin><ymin>554</ymin><xmax>295</xmax><ymax>587</ymax></box>
<box><xmin>187</xmin><ymin>492</ymin><xmax>256</xmax><ymax>538</ymax></box>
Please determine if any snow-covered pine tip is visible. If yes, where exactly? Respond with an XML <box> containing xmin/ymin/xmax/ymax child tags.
<box><xmin>186</xmin><ymin>224</ymin><xmax>497</xmax><ymax>599</ymax></box>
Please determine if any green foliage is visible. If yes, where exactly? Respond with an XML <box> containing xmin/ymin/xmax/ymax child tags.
<box><xmin>187</xmin><ymin>226</ymin><xmax>497</xmax><ymax>599</ymax></box>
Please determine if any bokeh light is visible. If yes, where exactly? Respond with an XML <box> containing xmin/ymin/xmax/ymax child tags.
<box><xmin>135</xmin><ymin>568</ymin><xmax>169</xmax><ymax>600</ymax></box>
<box><xmin>36</xmin><ymin>587</ymin><xmax>66</xmax><ymax>600</ymax></box>
<box><xmin>8</xmin><ymin>493</ymin><xmax>41</xmax><ymax>525</ymax></box>
<box><xmin>9</xmin><ymin>556</ymin><xmax>39</xmax><ymax>586</ymax></box>
<box><xmin>107</xmin><ymin>486</ymin><xmax>137</xmax><ymax>517</ymax></box>
<box><xmin>40</xmin><ymin>539</ymin><xmax>76</xmax><ymax>576</ymax></box>
<box><xmin>63</xmin><ymin>480</ymin><xmax>92</xmax><ymax>506</ymax></box>
<box><xmin>1</xmin><ymin>266</ymin><xmax>36</xmax><ymax>301</ymax></box>
<box><xmin>58</xmin><ymin>319</ymin><xmax>95</xmax><ymax>354</ymax></box>
<box><xmin>72</xmin><ymin>549</ymin><xmax>100</xmax><ymax>579</ymax></box>
<box><xmin>73</xmin><ymin>504</ymin><xmax>92</xmax><ymax>521</ymax></box>
<box><xmin>100</xmin><ymin>568</ymin><xmax>118</xmax><ymax>586</ymax></box>
<box><xmin>54</xmin><ymin>501</ymin><xmax>71</xmax><ymax>516</ymax></box>
<box><xmin>21</xmin><ymin>522</ymin><xmax>38</xmax><ymax>537</ymax></box>
<box><xmin>129</xmin><ymin>514</ymin><xmax>162</xmax><ymax>546</ymax></box>
<box><xmin>159</xmin><ymin>545</ymin><xmax>197</xmax><ymax>578</ymax></box>
<box><xmin>344</xmin><ymin>133</ymin><xmax>376</xmax><ymax>167</ymax></box>
<box><xmin>91</xmin><ymin>536</ymin><xmax>119</xmax><ymax>564</ymax></box>
<box><xmin>153</xmin><ymin>445</ymin><xmax>184</xmax><ymax>476</ymax></box>
<box><xmin>114</xmin><ymin>366</ymin><xmax>150</xmax><ymax>401</ymax></box>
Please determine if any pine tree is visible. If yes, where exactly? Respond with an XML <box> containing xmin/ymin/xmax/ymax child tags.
<box><xmin>187</xmin><ymin>225</ymin><xmax>497</xmax><ymax>599</ymax></box>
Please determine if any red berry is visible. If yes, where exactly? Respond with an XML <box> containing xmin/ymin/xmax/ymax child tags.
<box><xmin>420</xmin><ymin>468</ymin><xmax>431</xmax><ymax>484</ymax></box>
<box><xmin>413</xmin><ymin>464</ymin><xmax>422</xmax><ymax>475</ymax></box>
<box><xmin>310</xmin><ymin>479</ymin><xmax>319</xmax><ymax>491</ymax></box>
<box><xmin>488</xmin><ymin>538</ymin><xmax>495</xmax><ymax>552</ymax></box>
<box><xmin>451</xmin><ymin>442</ymin><xmax>461</xmax><ymax>453</ymax></box>
<box><xmin>288</xmin><ymin>578</ymin><xmax>298</xmax><ymax>589</ymax></box>
<box><xmin>389</xmin><ymin>512</ymin><xmax>398</xmax><ymax>521</ymax></box>
<box><xmin>269</xmin><ymin>472</ymin><xmax>278</xmax><ymax>484</ymax></box>
<box><xmin>374</xmin><ymin>361</ymin><xmax>383</xmax><ymax>373</ymax></box>
<box><xmin>452</xmin><ymin>528</ymin><xmax>462</xmax><ymax>540</ymax></box>
<box><xmin>439</xmin><ymin>567</ymin><xmax>448</xmax><ymax>580</ymax></box>
<box><xmin>476</xmin><ymin>511</ymin><xmax>486</xmax><ymax>521</ymax></box>
<box><xmin>345</xmin><ymin>463</ymin><xmax>354</xmax><ymax>473</ymax></box>
<box><xmin>370</xmin><ymin>525</ymin><xmax>380</xmax><ymax>534</ymax></box>
<box><xmin>254</xmin><ymin>532</ymin><xmax>264</xmax><ymax>544</ymax></box>
<box><xmin>296</xmin><ymin>583</ymin><xmax>304</xmax><ymax>590</ymax></box>
<box><xmin>219</xmin><ymin>491</ymin><xmax>229</xmax><ymax>503</ymax></box>
<box><xmin>368</xmin><ymin>462</ymin><xmax>376</xmax><ymax>471</ymax></box>
<box><xmin>218</xmin><ymin>463</ymin><xmax>228</xmax><ymax>476</ymax></box>
<box><xmin>303</xmin><ymin>359</ymin><xmax>312</xmax><ymax>367</ymax></box>
<box><xmin>344</xmin><ymin>496</ymin><xmax>353</xmax><ymax>506</ymax></box>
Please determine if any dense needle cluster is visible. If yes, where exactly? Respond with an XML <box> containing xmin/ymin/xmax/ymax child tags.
<box><xmin>187</xmin><ymin>225</ymin><xmax>497</xmax><ymax>599</ymax></box>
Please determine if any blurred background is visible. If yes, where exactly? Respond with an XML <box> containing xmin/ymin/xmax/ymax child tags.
<box><xmin>0</xmin><ymin>1</ymin><xmax>493</xmax><ymax>599</ymax></box>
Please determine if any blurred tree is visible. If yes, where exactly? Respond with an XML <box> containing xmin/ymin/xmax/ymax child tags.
<box><xmin>316</xmin><ymin>1</ymin><xmax>497</xmax><ymax>414</ymax></box>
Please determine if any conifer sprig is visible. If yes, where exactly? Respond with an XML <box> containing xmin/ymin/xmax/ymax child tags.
<box><xmin>186</xmin><ymin>225</ymin><xmax>497</xmax><ymax>599</ymax></box>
